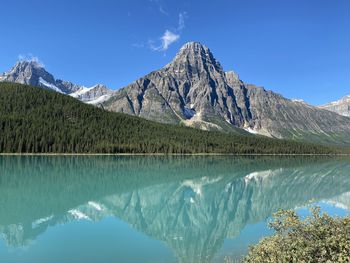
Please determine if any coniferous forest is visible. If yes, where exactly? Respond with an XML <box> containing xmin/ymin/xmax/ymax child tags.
<box><xmin>0</xmin><ymin>82</ymin><xmax>341</xmax><ymax>154</ymax></box>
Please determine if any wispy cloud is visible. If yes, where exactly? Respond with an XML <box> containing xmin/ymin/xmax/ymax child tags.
<box><xmin>150</xmin><ymin>30</ymin><xmax>180</xmax><ymax>51</ymax></box>
<box><xmin>18</xmin><ymin>53</ymin><xmax>45</xmax><ymax>67</ymax></box>
<box><xmin>159</xmin><ymin>5</ymin><xmax>168</xmax><ymax>16</ymax></box>
<box><xmin>132</xmin><ymin>5</ymin><xmax>188</xmax><ymax>52</ymax></box>
<box><xmin>149</xmin><ymin>0</ymin><xmax>168</xmax><ymax>16</ymax></box>
<box><xmin>178</xmin><ymin>12</ymin><xmax>187</xmax><ymax>31</ymax></box>
<box><xmin>162</xmin><ymin>30</ymin><xmax>180</xmax><ymax>50</ymax></box>
<box><xmin>148</xmin><ymin>11</ymin><xmax>188</xmax><ymax>52</ymax></box>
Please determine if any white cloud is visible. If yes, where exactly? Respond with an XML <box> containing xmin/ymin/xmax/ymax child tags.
<box><xmin>148</xmin><ymin>11</ymin><xmax>188</xmax><ymax>52</ymax></box>
<box><xmin>161</xmin><ymin>30</ymin><xmax>180</xmax><ymax>50</ymax></box>
<box><xmin>138</xmin><ymin>8</ymin><xmax>188</xmax><ymax>52</ymax></box>
<box><xmin>178</xmin><ymin>12</ymin><xmax>187</xmax><ymax>31</ymax></box>
<box><xmin>150</xmin><ymin>30</ymin><xmax>180</xmax><ymax>51</ymax></box>
<box><xmin>18</xmin><ymin>53</ymin><xmax>45</xmax><ymax>67</ymax></box>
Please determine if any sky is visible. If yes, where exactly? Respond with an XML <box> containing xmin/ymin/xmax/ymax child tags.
<box><xmin>1</xmin><ymin>0</ymin><xmax>349</xmax><ymax>105</ymax></box>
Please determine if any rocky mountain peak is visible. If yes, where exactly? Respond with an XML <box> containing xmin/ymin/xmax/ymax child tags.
<box><xmin>102</xmin><ymin>41</ymin><xmax>350</xmax><ymax>144</ymax></box>
<box><xmin>13</xmin><ymin>60</ymin><xmax>43</xmax><ymax>71</ymax></box>
<box><xmin>165</xmin><ymin>42</ymin><xmax>223</xmax><ymax>74</ymax></box>
<box><xmin>0</xmin><ymin>60</ymin><xmax>113</xmax><ymax>97</ymax></box>
<box><xmin>1</xmin><ymin>59</ymin><xmax>56</xmax><ymax>87</ymax></box>
<box><xmin>178</xmin><ymin>41</ymin><xmax>211</xmax><ymax>54</ymax></box>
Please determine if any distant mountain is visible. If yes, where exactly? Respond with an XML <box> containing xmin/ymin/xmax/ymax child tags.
<box><xmin>0</xmin><ymin>82</ymin><xmax>335</xmax><ymax>154</ymax></box>
<box><xmin>102</xmin><ymin>42</ymin><xmax>350</xmax><ymax>145</ymax></box>
<box><xmin>0</xmin><ymin>60</ymin><xmax>114</xmax><ymax>104</ymax></box>
<box><xmin>70</xmin><ymin>84</ymin><xmax>114</xmax><ymax>104</ymax></box>
<box><xmin>319</xmin><ymin>95</ymin><xmax>350</xmax><ymax>117</ymax></box>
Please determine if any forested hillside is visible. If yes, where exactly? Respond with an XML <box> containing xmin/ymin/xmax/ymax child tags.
<box><xmin>0</xmin><ymin>82</ymin><xmax>340</xmax><ymax>154</ymax></box>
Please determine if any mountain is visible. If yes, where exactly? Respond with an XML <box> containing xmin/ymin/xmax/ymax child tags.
<box><xmin>0</xmin><ymin>82</ymin><xmax>336</xmax><ymax>154</ymax></box>
<box><xmin>70</xmin><ymin>84</ymin><xmax>114</xmax><ymax>104</ymax></box>
<box><xmin>102</xmin><ymin>42</ymin><xmax>350</xmax><ymax>145</ymax></box>
<box><xmin>103</xmin><ymin>42</ymin><xmax>243</xmax><ymax>131</ymax></box>
<box><xmin>319</xmin><ymin>95</ymin><xmax>350</xmax><ymax>117</ymax></box>
<box><xmin>2</xmin><ymin>43</ymin><xmax>350</xmax><ymax>145</ymax></box>
<box><xmin>0</xmin><ymin>60</ymin><xmax>114</xmax><ymax>104</ymax></box>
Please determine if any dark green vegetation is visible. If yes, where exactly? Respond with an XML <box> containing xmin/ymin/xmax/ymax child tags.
<box><xmin>0</xmin><ymin>82</ymin><xmax>343</xmax><ymax>154</ymax></box>
<box><xmin>243</xmin><ymin>208</ymin><xmax>350</xmax><ymax>263</ymax></box>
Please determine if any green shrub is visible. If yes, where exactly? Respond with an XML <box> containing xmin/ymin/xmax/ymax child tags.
<box><xmin>244</xmin><ymin>207</ymin><xmax>350</xmax><ymax>262</ymax></box>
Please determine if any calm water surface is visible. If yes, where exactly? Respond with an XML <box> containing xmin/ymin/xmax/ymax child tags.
<box><xmin>0</xmin><ymin>156</ymin><xmax>350</xmax><ymax>263</ymax></box>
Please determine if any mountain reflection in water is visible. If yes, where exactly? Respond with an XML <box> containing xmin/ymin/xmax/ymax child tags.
<box><xmin>0</xmin><ymin>156</ymin><xmax>350</xmax><ymax>263</ymax></box>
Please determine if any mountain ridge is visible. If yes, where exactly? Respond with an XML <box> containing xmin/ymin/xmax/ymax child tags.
<box><xmin>102</xmin><ymin>42</ymin><xmax>350</xmax><ymax>145</ymax></box>
<box><xmin>0</xmin><ymin>60</ymin><xmax>114</xmax><ymax>104</ymax></box>
<box><xmin>1</xmin><ymin>42</ymin><xmax>350</xmax><ymax>145</ymax></box>
<box><xmin>319</xmin><ymin>94</ymin><xmax>350</xmax><ymax>117</ymax></box>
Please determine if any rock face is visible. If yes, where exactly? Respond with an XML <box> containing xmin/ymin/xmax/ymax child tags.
<box><xmin>319</xmin><ymin>95</ymin><xmax>350</xmax><ymax>117</ymax></box>
<box><xmin>103</xmin><ymin>42</ymin><xmax>244</xmax><ymax>131</ymax></box>
<box><xmin>103</xmin><ymin>42</ymin><xmax>350</xmax><ymax>144</ymax></box>
<box><xmin>226</xmin><ymin>78</ymin><xmax>350</xmax><ymax>143</ymax></box>
<box><xmin>0</xmin><ymin>60</ymin><xmax>114</xmax><ymax>104</ymax></box>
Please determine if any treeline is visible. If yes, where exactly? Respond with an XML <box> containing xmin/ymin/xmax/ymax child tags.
<box><xmin>0</xmin><ymin>82</ymin><xmax>340</xmax><ymax>154</ymax></box>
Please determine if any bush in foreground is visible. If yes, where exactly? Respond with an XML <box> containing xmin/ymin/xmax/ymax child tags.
<box><xmin>243</xmin><ymin>207</ymin><xmax>350</xmax><ymax>262</ymax></box>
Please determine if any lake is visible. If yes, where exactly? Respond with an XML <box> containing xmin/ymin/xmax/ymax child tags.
<box><xmin>0</xmin><ymin>156</ymin><xmax>349</xmax><ymax>263</ymax></box>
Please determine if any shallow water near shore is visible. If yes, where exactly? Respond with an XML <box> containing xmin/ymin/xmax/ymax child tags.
<box><xmin>0</xmin><ymin>156</ymin><xmax>349</xmax><ymax>263</ymax></box>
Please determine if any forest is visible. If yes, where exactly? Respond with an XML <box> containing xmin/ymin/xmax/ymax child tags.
<box><xmin>0</xmin><ymin>82</ymin><xmax>341</xmax><ymax>154</ymax></box>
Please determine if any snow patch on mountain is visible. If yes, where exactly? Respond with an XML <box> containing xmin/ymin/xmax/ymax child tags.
<box><xmin>86</xmin><ymin>94</ymin><xmax>113</xmax><ymax>105</ymax></box>
<box><xmin>244</xmin><ymin>127</ymin><xmax>258</xmax><ymax>134</ymax></box>
<box><xmin>69</xmin><ymin>86</ymin><xmax>92</xmax><ymax>98</ymax></box>
<box><xmin>39</xmin><ymin>77</ymin><xmax>63</xmax><ymax>93</ymax></box>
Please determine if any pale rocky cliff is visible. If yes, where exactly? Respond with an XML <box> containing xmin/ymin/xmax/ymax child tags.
<box><xmin>319</xmin><ymin>95</ymin><xmax>350</xmax><ymax>117</ymax></box>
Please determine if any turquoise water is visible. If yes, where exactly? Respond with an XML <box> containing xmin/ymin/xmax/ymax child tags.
<box><xmin>0</xmin><ymin>156</ymin><xmax>350</xmax><ymax>263</ymax></box>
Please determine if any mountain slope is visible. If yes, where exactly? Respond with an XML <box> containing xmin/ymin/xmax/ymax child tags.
<box><xmin>319</xmin><ymin>95</ymin><xmax>350</xmax><ymax>117</ymax></box>
<box><xmin>0</xmin><ymin>60</ymin><xmax>114</xmax><ymax>104</ymax></box>
<box><xmin>226</xmin><ymin>77</ymin><xmax>350</xmax><ymax>145</ymax></box>
<box><xmin>102</xmin><ymin>42</ymin><xmax>350</xmax><ymax>145</ymax></box>
<box><xmin>103</xmin><ymin>42</ymin><xmax>244</xmax><ymax>131</ymax></box>
<box><xmin>70</xmin><ymin>84</ymin><xmax>114</xmax><ymax>104</ymax></box>
<box><xmin>0</xmin><ymin>82</ymin><xmax>336</xmax><ymax>154</ymax></box>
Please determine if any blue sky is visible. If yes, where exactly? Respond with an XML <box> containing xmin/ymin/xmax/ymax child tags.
<box><xmin>1</xmin><ymin>0</ymin><xmax>349</xmax><ymax>105</ymax></box>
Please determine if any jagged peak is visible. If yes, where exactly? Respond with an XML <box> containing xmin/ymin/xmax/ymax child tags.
<box><xmin>179</xmin><ymin>41</ymin><xmax>209</xmax><ymax>51</ymax></box>
<box><xmin>166</xmin><ymin>41</ymin><xmax>223</xmax><ymax>73</ymax></box>
<box><xmin>175</xmin><ymin>41</ymin><xmax>212</xmax><ymax>59</ymax></box>
<box><xmin>14</xmin><ymin>59</ymin><xmax>44</xmax><ymax>69</ymax></box>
